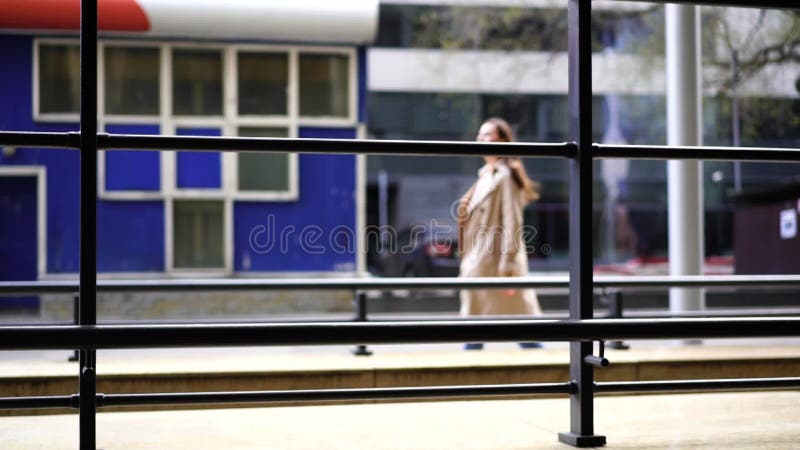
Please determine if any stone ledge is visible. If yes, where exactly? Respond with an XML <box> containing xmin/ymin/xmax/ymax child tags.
<box><xmin>2</xmin><ymin>347</ymin><xmax>798</xmax><ymax>415</ymax></box>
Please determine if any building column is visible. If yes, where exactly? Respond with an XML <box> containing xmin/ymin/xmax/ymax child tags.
<box><xmin>666</xmin><ymin>4</ymin><xmax>705</xmax><ymax>336</ymax></box>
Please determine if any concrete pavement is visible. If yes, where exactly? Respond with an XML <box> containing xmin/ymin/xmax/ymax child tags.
<box><xmin>0</xmin><ymin>339</ymin><xmax>799</xmax><ymax>447</ymax></box>
<box><xmin>1</xmin><ymin>390</ymin><xmax>799</xmax><ymax>449</ymax></box>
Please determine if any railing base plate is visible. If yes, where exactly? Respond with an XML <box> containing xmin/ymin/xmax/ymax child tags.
<box><xmin>606</xmin><ymin>341</ymin><xmax>630</xmax><ymax>350</ymax></box>
<box><xmin>558</xmin><ymin>432</ymin><xmax>606</xmax><ymax>447</ymax></box>
<box><xmin>351</xmin><ymin>345</ymin><xmax>373</xmax><ymax>356</ymax></box>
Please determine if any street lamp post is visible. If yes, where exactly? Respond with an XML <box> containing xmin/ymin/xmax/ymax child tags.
<box><xmin>732</xmin><ymin>49</ymin><xmax>742</xmax><ymax>192</ymax></box>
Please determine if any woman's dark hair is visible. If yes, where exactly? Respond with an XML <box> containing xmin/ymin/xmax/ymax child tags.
<box><xmin>481</xmin><ymin>118</ymin><xmax>540</xmax><ymax>202</ymax></box>
<box><xmin>484</xmin><ymin>117</ymin><xmax>515</xmax><ymax>142</ymax></box>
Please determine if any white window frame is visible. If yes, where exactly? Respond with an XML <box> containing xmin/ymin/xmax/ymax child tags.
<box><xmin>295</xmin><ymin>46</ymin><xmax>359</xmax><ymax>126</ymax></box>
<box><xmin>98</xmin><ymin>40</ymin><xmax>164</xmax><ymax>201</ymax></box>
<box><xmin>32</xmin><ymin>38</ymin><xmax>358</xmax><ymax>276</ymax></box>
<box><xmin>231</xmin><ymin>44</ymin><xmax>299</xmax><ymax>201</ymax></box>
<box><xmin>33</xmin><ymin>38</ymin><xmax>81</xmax><ymax>123</ymax></box>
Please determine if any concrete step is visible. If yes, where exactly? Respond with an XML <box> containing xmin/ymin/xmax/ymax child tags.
<box><xmin>2</xmin><ymin>341</ymin><xmax>799</xmax><ymax>416</ymax></box>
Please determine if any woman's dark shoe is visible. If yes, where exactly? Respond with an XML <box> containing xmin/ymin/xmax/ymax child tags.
<box><xmin>464</xmin><ymin>343</ymin><xmax>484</xmax><ymax>350</ymax></box>
<box><xmin>518</xmin><ymin>342</ymin><xmax>543</xmax><ymax>349</ymax></box>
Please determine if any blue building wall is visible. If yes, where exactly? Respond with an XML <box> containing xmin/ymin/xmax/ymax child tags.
<box><xmin>235</xmin><ymin>128</ymin><xmax>357</xmax><ymax>272</ymax></box>
<box><xmin>97</xmin><ymin>201</ymin><xmax>165</xmax><ymax>271</ymax></box>
<box><xmin>175</xmin><ymin>127</ymin><xmax>222</xmax><ymax>189</ymax></box>
<box><xmin>0</xmin><ymin>34</ymin><xmax>361</xmax><ymax>277</ymax></box>
<box><xmin>104</xmin><ymin>124</ymin><xmax>161</xmax><ymax>191</ymax></box>
<box><xmin>0</xmin><ymin>176</ymin><xmax>39</xmax><ymax>308</ymax></box>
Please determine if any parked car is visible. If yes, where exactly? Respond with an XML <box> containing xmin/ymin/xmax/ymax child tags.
<box><xmin>378</xmin><ymin>226</ymin><xmax>459</xmax><ymax>277</ymax></box>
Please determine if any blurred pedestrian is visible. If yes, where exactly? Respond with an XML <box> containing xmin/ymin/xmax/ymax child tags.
<box><xmin>457</xmin><ymin>118</ymin><xmax>543</xmax><ymax>350</ymax></box>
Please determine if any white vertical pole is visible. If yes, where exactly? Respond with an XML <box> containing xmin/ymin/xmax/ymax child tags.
<box><xmin>356</xmin><ymin>124</ymin><xmax>368</xmax><ymax>276</ymax></box>
<box><xmin>666</xmin><ymin>4</ymin><xmax>705</xmax><ymax>337</ymax></box>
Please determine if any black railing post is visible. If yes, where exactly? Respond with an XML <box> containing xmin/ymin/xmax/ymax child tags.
<box><xmin>351</xmin><ymin>291</ymin><xmax>373</xmax><ymax>356</ymax></box>
<box><xmin>559</xmin><ymin>0</ymin><xmax>606</xmax><ymax>447</ymax></box>
<box><xmin>603</xmin><ymin>290</ymin><xmax>630</xmax><ymax>350</ymax></box>
<box><xmin>79</xmin><ymin>0</ymin><xmax>98</xmax><ymax>449</ymax></box>
<box><xmin>68</xmin><ymin>294</ymin><xmax>80</xmax><ymax>361</ymax></box>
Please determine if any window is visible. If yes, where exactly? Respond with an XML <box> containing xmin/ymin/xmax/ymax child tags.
<box><xmin>38</xmin><ymin>43</ymin><xmax>80</xmax><ymax>114</ymax></box>
<box><xmin>237</xmin><ymin>52</ymin><xmax>288</xmax><ymax>116</ymax></box>
<box><xmin>299</xmin><ymin>53</ymin><xmax>349</xmax><ymax>117</ymax></box>
<box><xmin>37</xmin><ymin>43</ymin><xmax>354</xmax><ymax>124</ymax></box>
<box><xmin>173</xmin><ymin>200</ymin><xmax>224</xmax><ymax>269</ymax></box>
<box><xmin>104</xmin><ymin>46</ymin><xmax>160</xmax><ymax>115</ymax></box>
<box><xmin>237</xmin><ymin>127</ymin><xmax>290</xmax><ymax>192</ymax></box>
<box><xmin>34</xmin><ymin>40</ymin><xmax>356</xmax><ymax>274</ymax></box>
<box><xmin>173</xmin><ymin>49</ymin><xmax>223</xmax><ymax>116</ymax></box>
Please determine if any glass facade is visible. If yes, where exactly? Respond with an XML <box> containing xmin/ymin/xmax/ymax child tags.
<box><xmin>368</xmin><ymin>3</ymin><xmax>800</xmax><ymax>270</ymax></box>
<box><xmin>376</xmin><ymin>3</ymin><xmax>664</xmax><ymax>53</ymax></box>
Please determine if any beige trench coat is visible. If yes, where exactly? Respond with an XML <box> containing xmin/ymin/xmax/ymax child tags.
<box><xmin>458</xmin><ymin>163</ymin><xmax>542</xmax><ymax>316</ymax></box>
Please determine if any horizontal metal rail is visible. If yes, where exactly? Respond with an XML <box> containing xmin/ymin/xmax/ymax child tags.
<box><xmin>0</xmin><ymin>277</ymin><xmax>575</xmax><ymax>295</ymax></box>
<box><xmin>4</xmin><ymin>131</ymin><xmax>800</xmax><ymax>163</ymax></box>
<box><xmin>0</xmin><ymin>131</ymin><xmax>78</xmax><ymax>148</ymax></box>
<box><xmin>4</xmin><ymin>308</ymin><xmax>799</xmax><ymax>328</ymax></box>
<box><xmin>593</xmin><ymin>275</ymin><xmax>800</xmax><ymax>288</ymax></box>
<box><xmin>4</xmin><ymin>376</ymin><xmax>799</xmax><ymax>411</ymax></box>
<box><xmin>102</xmin><ymin>134</ymin><xmax>575</xmax><ymax>158</ymax></box>
<box><xmin>0</xmin><ymin>318</ymin><xmax>797</xmax><ymax>350</ymax></box>
<box><xmin>4</xmin><ymin>275</ymin><xmax>800</xmax><ymax>296</ymax></box>
<box><xmin>0</xmin><ymin>383</ymin><xmax>571</xmax><ymax>410</ymax></box>
<box><xmin>104</xmin><ymin>383</ymin><xmax>572</xmax><ymax>407</ymax></box>
<box><xmin>0</xmin><ymin>307</ymin><xmax>796</xmax><ymax>329</ymax></box>
<box><xmin>597</xmin><ymin>144</ymin><xmax>800</xmax><ymax>162</ymax></box>
<box><xmin>606</xmin><ymin>307</ymin><xmax>800</xmax><ymax>319</ymax></box>
<box><xmin>0</xmin><ymin>131</ymin><xmax>574</xmax><ymax>158</ymax></box>
<box><xmin>0</xmin><ymin>395</ymin><xmax>76</xmax><ymax>410</ymax></box>
<box><xmin>597</xmin><ymin>377</ymin><xmax>800</xmax><ymax>393</ymax></box>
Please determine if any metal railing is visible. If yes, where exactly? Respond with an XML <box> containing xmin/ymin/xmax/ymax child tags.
<box><xmin>5</xmin><ymin>275</ymin><xmax>800</xmax><ymax>326</ymax></box>
<box><xmin>7</xmin><ymin>275</ymin><xmax>800</xmax><ymax>358</ymax></box>
<box><xmin>8</xmin><ymin>273</ymin><xmax>800</xmax><ymax>294</ymax></box>
<box><xmin>0</xmin><ymin>0</ymin><xmax>799</xmax><ymax>448</ymax></box>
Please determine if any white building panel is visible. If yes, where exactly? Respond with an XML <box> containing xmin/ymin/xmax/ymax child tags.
<box><xmin>137</xmin><ymin>0</ymin><xmax>379</xmax><ymax>44</ymax></box>
<box><xmin>370</xmin><ymin>48</ymin><xmax>799</xmax><ymax>97</ymax></box>
<box><xmin>369</xmin><ymin>48</ymin><xmax>665</xmax><ymax>95</ymax></box>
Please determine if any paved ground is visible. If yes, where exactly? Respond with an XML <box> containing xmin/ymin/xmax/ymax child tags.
<box><xmin>0</xmin><ymin>390</ymin><xmax>798</xmax><ymax>449</ymax></box>
<box><xmin>0</xmin><ymin>317</ymin><xmax>798</xmax><ymax>449</ymax></box>
<box><xmin>2</xmin><ymin>280</ymin><xmax>798</xmax><ymax>447</ymax></box>
<box><xmin>2</xmin><ymin>337</ymin><xmax>800</xmax><ymax>377</ymax></box>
